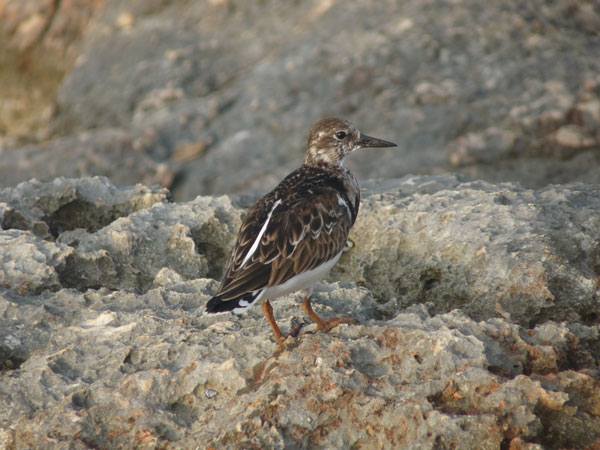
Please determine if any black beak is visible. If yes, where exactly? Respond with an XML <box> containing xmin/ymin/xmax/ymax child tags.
<box><xmin>357</xmin><ymin>134</ymin><xmax>397</xmax><ymax>148</ymax></box>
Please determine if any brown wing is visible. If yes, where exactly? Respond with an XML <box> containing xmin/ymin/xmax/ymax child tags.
<box><xmin>216</xmin><ymin>188</ymin><xmax>352</xmax><ymax>301</ymax></box>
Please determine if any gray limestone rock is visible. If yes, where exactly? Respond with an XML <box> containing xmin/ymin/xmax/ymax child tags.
<box><xmin>335</xmin><ymin>175</ymin><xmax>600</xmax><ymax>326</ymax></box>
<box><xmin>2</xmin><ymin>175</ymin><xmax>599</xmax><ymax>323</ymax></box>
<box><xmin>56</xmin><ymin>193</ymin><xmax>243</xmax><ymax>292</ymax></box>
<box><xmin>0</xmin><ymin>177</ymin><xmax>171</xmax><ymax>295</ymax></box>
<box><xmin>0</xmin><ymin>177</ymin><xmax>242</xmax><ymax>294</ymax></box>
<box><xmin>0</xmin><ymin>175</ymin><xmax>598</xmax><ymax>448</ymax></box>
<box><xmin>0</xmin><ymin>230</ymin><xmax>72</xmax><ymax>295</ymax></box>
<box><xmin>0</xmin><ymin>285</ymin><xmax>598</xmax><ymax>449</ymax></box>
<box><xmin>0</xmin><ymin>175</ymin><xmax>170</xmax><ymax>237</ymax></box>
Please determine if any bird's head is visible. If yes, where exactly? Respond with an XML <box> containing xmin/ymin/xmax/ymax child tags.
<box><xmin>304</xmin><ymin>117</ymin><xmax>396</xmax><ymax>167</ymax></box>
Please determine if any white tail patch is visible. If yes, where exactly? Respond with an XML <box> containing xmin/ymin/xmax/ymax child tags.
<box><xmin>232</xmin><ymin>290</ymin><xmax>265</xmax><ymax>314</ymax></box>
<box><xmin>240</xmin><ymin>199</ymin><xmax>281</xmax><ymax>268</ymax></box>
<box><xmin>203</xmin><ymin>289</ymin><xmax>266</xmax><ymax>316</ymax></box>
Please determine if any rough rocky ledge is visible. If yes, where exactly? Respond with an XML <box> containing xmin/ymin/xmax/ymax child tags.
<box><xmin>0</xmin><ymin>176</ymin><xmax>599</xmax><ymax>449</ymax></box>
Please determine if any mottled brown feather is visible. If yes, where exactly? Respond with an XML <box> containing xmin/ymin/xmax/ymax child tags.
<box><xmin>214</xmin><ymin>166</ymin><xmax>356</xmax><ymax>302</ymax></box>
<box><xmin>206</xmin><ymin>118</ymin><xmax>396</xmax><ymax>317</ymax></box>
<box><xmin>218</xmin><ymin>263</ymin><xmax>270</xmax><ymax>301</ymax></box>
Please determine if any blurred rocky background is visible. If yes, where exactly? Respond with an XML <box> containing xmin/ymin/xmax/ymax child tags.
<box><xmin>1</xmin><ymin>0</ymin><xmax>599</xmax><ymax>199</ymax></box>
<box><xmin>1</xmin><ymin>0</ymin><xmax>599</xmax><ymax>448</ymax></box>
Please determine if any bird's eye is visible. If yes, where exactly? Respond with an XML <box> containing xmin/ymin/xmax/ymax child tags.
<box><xmin>335</xmin><ymin>131</ymin><xmax>347</xmax><ymax>140</ymax></box>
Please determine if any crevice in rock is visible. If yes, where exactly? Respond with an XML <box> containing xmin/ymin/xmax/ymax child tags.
<box><xmin>45</xmin><ymin>199</ymin><xmax>119</xmax><ymax>237</ymax></box>
<box><xmin>0</xmin><ymin>344</ymin><xmax>27</xmax><ymax>372</ymax></box>
<box><xmin>1</xmin><ymin>208</ymin><xmax>30</xmax><ymax>231</ymax></box>
<box><xmin>191</xmin><ymin>220</ymin><xmax>234</xmax><ymax>280</ymax></box>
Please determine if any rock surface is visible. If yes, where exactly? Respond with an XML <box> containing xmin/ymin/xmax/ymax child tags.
<box><xmin>1</xmin><ymin>0</ymin><xmax>600</xmax><ymax>198</ymax></box>
<box><xmin>1</xmin><ymin>176</ymin><xmax>599</xmax><ymax>448</ymax></box>
<box><xmin>2</xmin><ymin>1</ymin><xmax>599</xmax><ymax>446</ymax></box>
<box><xmin>338</xmin><ymin>175</ymin><xmax>600</xmax><ymax>326</ymax></box>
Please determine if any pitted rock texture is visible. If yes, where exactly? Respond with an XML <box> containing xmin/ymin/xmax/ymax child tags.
<box><xmin>335</xmin><ymin>175</ymin><xmax>600</xmax><ymax>326</ymax></box>
<box><xmin>0</xmin><ymin>176</ymin><xmax>170</xmax><ymax>238</ymax></box>
<box><xmin>1</xmin><ymin>177</ymin><xmax>241</xmax><ymax>294</ymax></box>
<box><xmin>0</xmin><ymin>287</ymin><xmax>598</xmax><ymax>449</ymax></box>
<box><xmin>0</xmin><ymin>176</ymin><xmax>598</xmax><ymax>448</ymax></box>
<box><xmin>2</xmin><ymin>176</ymin><xmax>599</xmax><ymax>325</ymax></box>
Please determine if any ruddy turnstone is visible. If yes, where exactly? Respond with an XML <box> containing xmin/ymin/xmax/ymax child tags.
<box><xmin>205</xmin><ymin>118</ymin><xmax>396</xmax><ymax>343</ymax></box>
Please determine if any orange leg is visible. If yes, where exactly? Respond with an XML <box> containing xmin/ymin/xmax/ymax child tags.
<box><xmin>301</xmin><ymin>296</ymin><xmax>357</xmax><ymax>332</ymax></box>
<box><xmin>262</xmin><ymin>300</ymin><xmax>285</xmax><ymax>344</ymax></box>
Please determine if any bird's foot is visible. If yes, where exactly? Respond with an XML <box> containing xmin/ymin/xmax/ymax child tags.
<box><xmin>301</xmin><ymin>296</ymin><xmax>357</xmax><ymax>334</ymax></box>
<box><xmin>316</xmin><ymin>316</ymin><xmax>358</xmax><ymax>333</ymax></box>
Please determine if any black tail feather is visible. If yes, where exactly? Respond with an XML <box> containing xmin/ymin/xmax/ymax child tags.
<box><xmin>205</xmin><ymin>295</ymin><xmax>235</xmax><ymax>314</ymax></box>
<box><xmin>204</xmin><ymin>290</ymin><xmax>264</xmax><ymax>315</ymax></box>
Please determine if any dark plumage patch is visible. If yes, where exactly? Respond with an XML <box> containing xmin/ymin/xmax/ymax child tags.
<box><xmin>204</xmin><ymin>118</ymin><xmax>396</xmax><ymax>317</ymax></box>
<box><xmin>210</xmin><ymin>166</ymin><xmax>355</xmax><ymax>304</ymax></box>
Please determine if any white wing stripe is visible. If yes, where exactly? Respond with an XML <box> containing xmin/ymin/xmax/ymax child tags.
<box><xmin>337</xmin><ymin>194</ymin><xmax>352</xmax><ymax>221</ymax></box>
<box><xmin>240</xmin><ymin>199</ymin><xmax>281</xmax><ymax>268</ymax></box>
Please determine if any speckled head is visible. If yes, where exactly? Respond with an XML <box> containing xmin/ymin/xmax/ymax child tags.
<box><xmin>304</xmin><ymin>118</ymin><xmax>397</xmax><ymax>167</ymax></box>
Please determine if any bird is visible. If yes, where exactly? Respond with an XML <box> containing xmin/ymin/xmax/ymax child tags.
<box><xmin>204</xmin><ymin>118</ymin><xmax>396</xmax><ymax>343</ymax></box>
